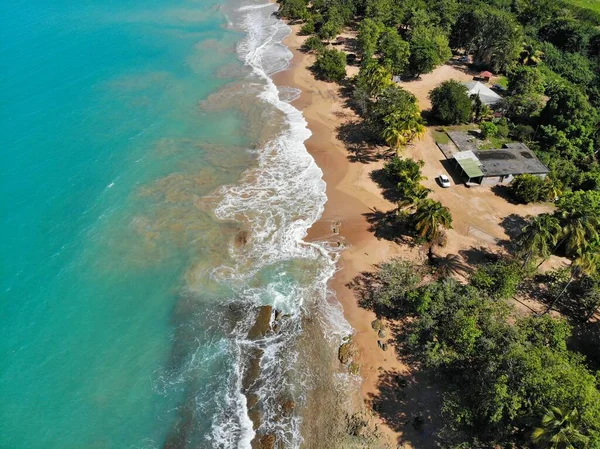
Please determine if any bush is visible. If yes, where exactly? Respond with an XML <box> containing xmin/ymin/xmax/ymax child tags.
<box><xmin>471</xmin><ymin>259</ymin><xmax>522</xmax><ymax>300</ymax></box>
<box><xmin>278</xmin><ymin>0</ymin><xmax>308</xmax><ymax>21</ymax></box>
<box><xmin>373</xmin><ymin>258</ymin><xmax>420</xmax><ymax>309</ymax></box>
<box><xmin>302</xmin><ymin>35</ymin><xmax>324</xmax><ymax>53</ymax></box>
<box><xmin>479</xmin><ymin>121</ymin><xmax>498</xmax><ymax>138</ymax></box>
<box><xmin>313</xmin><ymin>48</ymin><xmax>347</xmax><ymax>82</ymax></box>
<box><xmin>299</xmin><ymin>21</ymin><xmax>315</xmax><ymax>35</ymax></box>
<box><xmin>429</xmin><ymin>80</ymin><xmax>472</xmax><ymax>124</ymax></box>
<box><xmin>509</xmin><ymin>174</ymin><xmax>554</xmax><ymax>204</ymax></box>
<box><xmin>510</xmin><ymin>124</ymin><xmax>535</xmax><ymax>142</ymax></box>
<box><xmin>495</xmin><ymin>118</ymin><xmax>509</xmax><ymax>138</ymax></box>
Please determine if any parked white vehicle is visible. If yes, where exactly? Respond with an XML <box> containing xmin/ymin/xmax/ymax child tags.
<box><xmin>438</xmin><ymin>174</ymin><xmax>451</xmax><ymax>188</ymax></box>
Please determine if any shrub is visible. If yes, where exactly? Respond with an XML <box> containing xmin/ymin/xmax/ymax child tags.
<box><xmin>374</xmin><ymin>258</ymin><xmax>420</xmax><ymax>309</ymax></box>
<box><xmin>510</xmin><ymin>124</ymin><xmax>535</xmax><ymax>142</ymax></box>
<box><xmin>471</xmin><ymin>259</ymin><xmax>522</xmax><ymax>300</ymax></box>
<box><xmin>299</xmin><ymin>21</ymin><xmax>315</xmax><ymax>35</ymax></box>
<box><xmin>495</xmin><ymin>118</ymin><xmax>509</xmax><ymax>138</ymax></box>
<box><xmin>429</xmin><ymin>80</ymin><xmax>472</xmax><ymax>124</ymax></box>
<box><xmin>302</xmin><ymin>35</ymin><xmax>324</xmax><ymax>53</ymax></box>
<box><xmin>509</xmin><ymin>174</ymin><xmax>554</xmax><ymax>204</ymax></box>
<box><xmin>479</xmin><ymin>121</ymin><xmax>498</xmax><ymax>138</ymax></box>
<box><xmin>313</xmin><ymin>48</ymin><xmax>347</xmax><ymax>82</ymax></box>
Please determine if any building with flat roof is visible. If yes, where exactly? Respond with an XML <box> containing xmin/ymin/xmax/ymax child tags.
<box><xmin>453</xmin><ymin>144</ymin><xmax>549</xmax><ymax>185</ymax></box>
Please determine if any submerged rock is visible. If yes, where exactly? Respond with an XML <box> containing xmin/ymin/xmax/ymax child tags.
<box><xmin>281</xmin><ymin>399</ymin><xmax>295</xmax><ymax>417</ymax></box>
<box><xmin>247</xmin><ymin>305</ymin><xmax>273</xmax><ymax>340</ymax></box>
<box><xmin>252</xmin><ymin>433</ymin><xmax>276</xmax><ymax>449</ymax></box>
<box><xmin>349</xmin><ymin>361</ymin><xmax>360</xmax><ymax>375</ymax></box>
<box><xmin>338</xmin><ymin>340</ymin><xmax>356</xmax><ymax>364</ymax></box>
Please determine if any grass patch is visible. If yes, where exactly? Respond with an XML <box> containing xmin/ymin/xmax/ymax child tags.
<box><xmin>432</xmin><ymin>130</ymin><xmax>450</xmax><ymax>144</ymax></box>
<box><xmin>479</xmin><ymin>136</ymin><xmax>513</xmax><ymax>150</ymax></box>
<box><xmin>495</xmin><ymin>75</ymin><xmax>508</xmax><ymax>88</ymax></box>
<box><xmin>565</xmin><ymin>0</ymin><xmax>600</xmax><ymax>13</ymax></box>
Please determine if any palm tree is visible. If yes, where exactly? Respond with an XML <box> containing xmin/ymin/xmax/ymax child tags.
<box><xmin>413</xmin><ymin>199</ymin><xmax>453</xmax><ymax>260</ymax></box>
<box><xmin>519</xmin><ymin>43</ymin><xmax>544</xmax><ymax>66</ymax></box>
<box><xmin>397</xmin><ymin>185</ymin><xmax>430</xmax><ymax>210</ymax></box>
<box><xmin>562</xmin><ymin>216</ymin><xmax>600</xmax><ymax>258</ymax></box>
<box><xmin>543</xmin><ymin>249</ymin><xmax>600</xmax><ymax>315</ymax></box>
<box><xmin>361</xmin><ymin>63</ymin><xmax>393</xmax><ymax>97</ymax></box>
<box><xmin>517</xmin><ymin>214</ymin><xmax>562</xmax><ymax>270</ymax></box>
<box><xmin>531</xmin><ymin>407</ymin><xmax>588</xmax><ymax>449</ymax></box>
<box><xmin>382</xmin><ymin>112</ymin><xmax>425</xmax><ymax>150</ymax></box>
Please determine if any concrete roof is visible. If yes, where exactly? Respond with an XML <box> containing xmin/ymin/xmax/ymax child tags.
<box><xmin>463</xmin><ymin>81</ymin><xmax>502</xmax><ymax>106</ymax></box>
<box><xmin>473</xmin><ymin>147</ymin><xmax>550</xmax><ymax>177</ymax></box>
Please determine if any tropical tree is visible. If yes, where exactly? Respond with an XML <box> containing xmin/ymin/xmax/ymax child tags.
<box><xmin>382</xmin><ymin>111</ymin><xmax>425</xmax><ymax>150</ymax></box>
<box><xmin>519</xmin><ymin>42</ymin><xmax>544</xmax><ymax>66</ymax></box>
<box><xmin>413</xmin><ymin>199</ymin><xmax>453</xmax><ymax>259</ymax></box>
<box><xmin>556</xmin><ymin>190</ymin><xmax>600</xmax><ymax>258</ymax></box>
<box><xmin>531</xmin><ymin>407</ymin><xmax>588</xmax><ymax>449</ymax></box>
<box><xmin>313</xmin><ymin>48</ymin><xmax>347</xmax><ymax>82</ymax></box>
<box><xmin>356</xmin><ymin>61</ymin><xmax>393</xmax><ymax>97</ymax></box>
<box><xmin>371</xmin><ymin>85</ymin><xmax>425</xmax><ymax>150</ymax></box>
<box><xmin>408</xmin><ymin>27</ymin><xmax>452</xmax><ymax>77</ymax></box>
<box><xmin>429</xmin><ymin>80</ymin><xmax>472</xmax><ymax>124</ymax></box>
<box><xmin>357</xmin><ymin>18</ymin><xmax>384</xmax><ymax>60</ymax></box>
<box><xmin>544</xmin><ymin>250</ymin><xmax>600</xmax><ymax>314</ymax></box>
<box><xmin>516</xmin><ymin>214</ymin><xmax>562</xmax><ymax>269</ymax></box>
<box><xmin>380</xmin><ymin>28</ymin><xmax>410</xmax><ymax>75</ymax></box>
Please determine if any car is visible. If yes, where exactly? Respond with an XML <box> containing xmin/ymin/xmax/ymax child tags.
<box><xmin>438</xmin><ymin>174</ymin><xmax>451</xmax><ymax>188</ymax></box>
<box><xmin>492</xmin><ymin>83</ymin><xmax>507</xmax><ymax>92</ymax></box>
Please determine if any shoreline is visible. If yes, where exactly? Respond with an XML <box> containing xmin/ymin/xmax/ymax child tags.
<box><xmin>272</xmin><ymin>25</ymin><xmax>412</xmax><ymax>446</ymax></box>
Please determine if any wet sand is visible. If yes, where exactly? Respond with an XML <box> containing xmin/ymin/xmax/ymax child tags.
<box><xmin>272</xmin><ymin>27</ymin><xmax>412</xmax><ymax>447</ymax></box>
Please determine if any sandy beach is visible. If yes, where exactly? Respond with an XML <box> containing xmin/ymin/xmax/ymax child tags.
<box><xmin>273</xmin><ymin>24</ymin><xmax>557</xmax><ymax>448</ymax></box>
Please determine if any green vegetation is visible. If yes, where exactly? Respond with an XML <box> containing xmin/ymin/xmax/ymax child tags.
<box><xmin>429</xmin><ymin>80</ymin><xmax>472</xmax><ymax>124</ymax></box>
<box><xmin>509</xmin><ymin>174</ymin><xmax>557</xmax><ymax>203</ymax></box>
<box><xmin>276</xmin><ymin>0</ymin><xmax>600</xmax><ymax>446</ymax></box>
<box><xmin>432</xmin><ymin>129</ymin><xmax>450</xmax><ymax>144</ymax></box>
<box><xmin>360</xmin><ymin>255</ymin><xmax>600</xmax><ymax>448</ymax></box>
<box><xmin>313</xmin><ymin>48</ymin><xmax>346</xmax><ymax>82</ymax></box>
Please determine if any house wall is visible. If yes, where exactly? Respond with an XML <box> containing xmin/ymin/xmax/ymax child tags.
<box><xmin>480</xmin><ymin>173</ymin><xmax>547</xmax><ymax>185</ymax></box>
<box><xmin>480</xmin><ymin>176</ymin><xmax>503</xmax><ymax>186</ymax></box>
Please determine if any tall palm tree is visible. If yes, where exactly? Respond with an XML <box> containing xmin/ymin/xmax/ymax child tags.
<box><xmin>543</xmin><ymin>249</ymin><xmax>600</xmax><ymax>314</ymax></box>
<box><xmin>413</xmin><ymin>199</ymin><xmax>453</xmax><ymax>259</ymax></box>
<box><xmin>397</xmin><ymin>185</ymin><xmax>430</xmax><ymax>210</ymax></box>
<box><xmin>517</xmin><ymin>214</ymin><xmax>562</xmax><ymax>269</ymax></box>
<box><xmin>382</xmin><ymin>112</ymin><xmax>425</xmax><ymax>150</ymax></box>
<box><xmin>531</xmin><ymin>407</ymin><xmax>588</xmax><ymax>449</ymax></box>
<box><xmin>562</xmin><ymin>216</ymin><xmax>600</xmax><ymax>258</ymax></box>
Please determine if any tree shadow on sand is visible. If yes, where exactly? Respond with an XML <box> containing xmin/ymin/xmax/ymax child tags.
<box><xmin>336</xmin><ymin>120</ymin><xmax>392</xmax><ymax>163</ymax></box>
<box><xmin>367</xmin><ymin>368</ymin><xmax>442</xmax><ymax>448</ymax></box>
<box><xmin>497</xmin><ymin>213</ymin><xmax>527</xmax><ymax>253</ymax></box>
<box><xmin>369</xmin><ymin>168</ymin><xmax>403</xmax><ymax>202</ymax></box>
<box><xmin>363</xmin><ymin>208</ymin><xmax>415</xmax><ymax>244</ymax></box>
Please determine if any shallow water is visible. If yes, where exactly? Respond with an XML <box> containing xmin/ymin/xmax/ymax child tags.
<box><xmin>1</xmin><ymin>0</ymin><xmax>353</xmax><ymax>447</ymax></box>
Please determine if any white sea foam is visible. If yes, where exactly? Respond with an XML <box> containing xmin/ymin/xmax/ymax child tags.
<box><xmin>207</xmin><ymin>1</ymin><xmax>354</xmax><ymax>447</ymax></box>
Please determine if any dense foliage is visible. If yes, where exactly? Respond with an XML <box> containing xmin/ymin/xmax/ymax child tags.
<box><xmin>367</xmin><ymin>260</ymin><xmax>600</xmax><ymax>448</ymax></box>
<box><xmin>429</xmin><ymin>80</ymin><xmax>472</xmax><ymax>124</ymax></box>
<box><xmin>274</xmin><ymin>0</ymin><xmax>600</xmax><ymax>445</ymax></box>
<box><xmin>313</xmin><ymin>48</ymin><xmax>347</xmax><ymax>82</ymax></box>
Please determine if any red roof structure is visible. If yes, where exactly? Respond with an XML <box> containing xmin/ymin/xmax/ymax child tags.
<box><xmin>479</xmin><ymin>71</ymin><xmax>493</xmax><ymax>79</ymax></box>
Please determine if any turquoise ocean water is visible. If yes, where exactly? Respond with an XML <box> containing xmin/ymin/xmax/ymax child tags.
<box><xmin>1</xmin><ymin>0</ymin><xmax>352</xmax><ymax>447</ymax></box>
